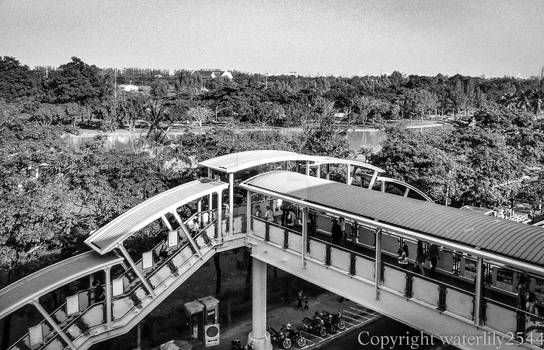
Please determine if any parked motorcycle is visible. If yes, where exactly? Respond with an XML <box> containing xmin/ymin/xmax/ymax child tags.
<box><xmin>280</xmin><ymin>323</ymin><xmax>307</xmax><ymax>348</ymax></box>
<box><xmin>317</xmin><ymin>310</ymin><xmax>346</xmax><ymax>331</ymax></box>
<box><xmin>314</xmin><ymin>311</ymin><xmax>337</xmax><ymax>334</ymax></box>
<box><xmin>301</xmin><ymin>315</ymin><xmax>327</xmax><ymax>337</ymax></box>
<box><xmin>268</xmin><ymin>326</ymin><xmax>292</xmax><ymax>349</ymax></box>
<box><xmin>231</xmin><ymin>338</ymin><xmax>254</xmax><ymax>350</ymax></box>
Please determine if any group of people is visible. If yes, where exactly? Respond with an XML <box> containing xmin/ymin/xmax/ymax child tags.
<box><xmin>397</xmin><ymin>240</ymin><xmax>440</xmax><ymax>277</ymax></box>
<box><xmin>254</xmin><ymin>202</ymin><xmax>298</xmax><ymax>228</ymax></box>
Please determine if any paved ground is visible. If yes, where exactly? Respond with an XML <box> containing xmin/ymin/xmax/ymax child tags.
<box><xmin>178</xmin><ymin>292</ymin><xmax>381</xmax><ymax>350</ymax></box>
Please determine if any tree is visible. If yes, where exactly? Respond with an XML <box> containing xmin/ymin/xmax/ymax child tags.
<box><xmin>0</xmin><ymin>56</ymin><xmax>39</xmax><ymax>100</ymax></box>
<box><xmin>187</xmin><ymin>106</ymin><xmax>213</xmax><ymax>129</ymax></box>
<box><xmin>46</xmin><ymin>57</ymin><xmax>111</xmax><ymax>105</ymax></box>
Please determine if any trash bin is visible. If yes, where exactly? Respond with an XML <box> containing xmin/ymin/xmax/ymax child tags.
<box><xmin>198</xmin><ymin>296</ymin><xmax>220</xmax><ymax>347</ymax></box>
<box><xmin>183</xmin><ymin>300</ymin><xmax>204</xmax><ymax>340</ymax></box>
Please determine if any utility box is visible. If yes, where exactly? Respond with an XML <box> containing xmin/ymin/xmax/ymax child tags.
<box><xmin>198</xmin><ymin>296</ymin><xmax>220</xmax><ymax>347</ymax></box>
<box><xmin>183</xmin><ymin>296</ymin><xmax>220</xmax><ymax>347</ymax></box>
<box><xmin>183</xmin><ymin>300</ymin><xmax>204</xmax><ymax>340</ymax></box>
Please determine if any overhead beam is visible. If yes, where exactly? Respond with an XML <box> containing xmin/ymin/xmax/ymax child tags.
<box><xmin>117</xmin><ymin>244</ymin><xmax>156</xmax><ymax>297</ymax></box>
<box><xmin>33</xmin><ymin>300</ymin><xmax>76</xmax><ymax>350</ymax></box>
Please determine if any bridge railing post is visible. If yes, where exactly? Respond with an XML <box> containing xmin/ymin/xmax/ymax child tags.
<box><xmin>349</xmin><ymin>253</ymin><xmax>356</xmax><ymax>275</ymax></box>
<box><xmin>438</xmin><ymin>285</ymin><xmax>447</xmax><ymax>311</ymax></box>
<box><xmin>325</xmin><ymin>244</ymin><xmax>331</xmax><ymax>266</ymax></box>
<box><xmin>404</xmin><ymin>272</ymin><xmax>413</xmax><ymax>298</ymax></box>
<box><xmin>283</xmin><ymin>229</ymin><xmax>289</xmax><ymax>249</ymax></box>
<box><xmin>265</xmin><ymin>221</ymin><xmax>270</xmax><ymax>241</ymax></box>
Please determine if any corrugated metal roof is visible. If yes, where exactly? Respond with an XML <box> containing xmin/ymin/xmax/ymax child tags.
<box><xmin>0</xmin><ymin>251</ymin><xmax>123</xmax><ymax>319</ymax></box>
<box><xmin>198</xmin><ymin>150</ymin><xmax>385</xmax><ymax>174</ymax></box>
<box><xmin>242</xmin><ymin>171</ymin><xmax>544</xmax><ymax>267</ymax></box>
<box><xmin>85</xmin><ymin>179</ymin><xmax>228</xmax><ymax>254</ymax></box>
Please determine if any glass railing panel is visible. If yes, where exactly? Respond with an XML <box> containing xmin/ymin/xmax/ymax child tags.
<box><xmin>330</xmin><ymin>246</ymin><xmax>350</xmax><ymax>273</ymax></box>
<box><xmin>268</xmin><ymin>224</ymin><xmax>284</xmax><ymax>246</ymax></box>
<box><xmin>233</xmin><ymin>214</ymin><xmax>245</xmax><ymax>234</ymax></box>
<box><xmin>42</xmin><ymin>338</ymin><xmax>64</xmax><ymax>350</ymax></box>
<box><xmin>354</xmin><ymin>255</ymin><xmax>375</xmax><ymax>281</ymax></box>
<box><xmin>252</xmin><ymin>218</ymin><xmax>266</xmax><ymax>239</ymax></box>
<box><xmin>112</xmin><ymin>296</ymin><xmax>134</xmax><ymax>321</ymax></box>
<box><xmin>80</xmin><ymin>303</ymin><xmax>105</xmax><ymax>329</ymax></box>
<box><xmin>412</xmin><ymin>276</ymin><xmax>440</xmax><ymax>306</ymax></box>
<box><xmin>383</xmin><ymin>265</ymin><xmax>406</xmax><ymax>293</ymax></box>
<box><xmin>485</xmin><ymin>301</ymin><xmax>518</xmax><ymax>335</ymax></box>
<box><xmin>309</xmin><ymin>239</ymin><xmax>326</xmax><ymax>262</ymax></box>
<box><xmin>444</xmin><ymin>288</ymin><xmax>474</xmax><ymax>320</ymax></box>
<box><xmin>287</xmin><ymin>230</ymin><xmax>302</xmax><ymax>253</ymax></box>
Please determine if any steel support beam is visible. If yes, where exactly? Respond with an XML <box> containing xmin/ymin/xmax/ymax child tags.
<box><xmin>375</xmin><ymin>228</ymin><xmax>382</xmax><ymax>300</ymax></box>
<box><xmin>229</xmin><ymin>173</ymin><xmax>234</xmax><ymax>237</ymax></box>
<box><xmin>179</xmin><ymin>224</ymin><xmax>202</xmax><ymax>258</ymax></box>
<box><xmin>117</xmin><ymin>244</ymin><xmax>156</xmax><ymax>297</ymax></box>
<box><xmin>247</xmin><ymin>191</ymin><xmax>252</xmax><ymax>233</ymax></box>
<box><xmin>368</xmin><ymin>170</ymin><xmax>378</xmax><ymax>189</ymax></box>
<box><xmin>105</xmin><ymin>267</ymin><xmax>112</xmax><ymax>329</ymax></box>
<box><xmin>161</xmin><ymin>215</ymin><xmax>173</xmax><ymax>231</ymax></box>
<box><xmin>347</xmin><ymin>164</ymin><xmax>352</xmax><ymax>184</ymax></box>
<box><xmin>302</xmin><ymin>207</ymin><xmax>308</xmax><ymax>268</ymax></box>
<box><xmin>474</xmin><ymin>257</ymin><xmax>483</xmax><ymax>325</ymax></box>
<box><xmin>33</xmin><ymin>301</ymin><xmax>76</xmax><ymax>350</ymax></box>
<box><xmin>305</xmin><ymin>161</ymin><xmax>310</xmax><ymax>176</ymax></box>
<box><xmin>208</xmin><ymin>168</ymin><xmax>213</xmax><ymax>217</ymax></box>
<box><xmin>216</xmin><ymin>190</ymin><xmax>223</xmax><ymax>239</ymax></box>
<box><xmin>326</xmin><ymin>164</ymin><xmax>330</xmax><ymax>180</ymax></box>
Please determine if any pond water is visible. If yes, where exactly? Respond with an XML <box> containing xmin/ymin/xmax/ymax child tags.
<box><xmin>62</xmin><ymin>123</ymin><xmax>450</xmax><ymax>154</ymax></box>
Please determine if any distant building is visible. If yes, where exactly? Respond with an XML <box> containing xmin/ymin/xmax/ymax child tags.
<box><xmin>195</xmin><ymin>69</ymin><xmax>233</xmax><ymax>80</ymax></box>
<box><xmin>118</xmin><ymin>84</ymin><xmax>151</xmax><ymax>95</ymax></box>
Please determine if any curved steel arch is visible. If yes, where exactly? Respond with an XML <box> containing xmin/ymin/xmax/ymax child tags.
<box><xmin>375</xmin><ymin>176</ymin><xmax>434</xmax><ymax>202</ymax></box>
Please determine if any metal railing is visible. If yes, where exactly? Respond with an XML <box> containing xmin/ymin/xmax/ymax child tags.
<box><xmin>250</xmin><ymin>216</ymin><xmax>544</xmax><ymax>348</ymax></box>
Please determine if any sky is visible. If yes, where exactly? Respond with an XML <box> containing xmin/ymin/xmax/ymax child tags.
<box><xmin>1</xmin><ymin>0</ymin><xmax>543</xmax><ymax>77</ymax></box>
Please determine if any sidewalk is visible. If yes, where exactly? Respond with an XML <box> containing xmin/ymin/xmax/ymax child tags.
<box><xmin>198</xmin><ymin>292</ymin><xmax>380</xmax><ymax>350</ymax></box>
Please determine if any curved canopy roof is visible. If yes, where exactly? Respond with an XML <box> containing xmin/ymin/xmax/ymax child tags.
<box><xmin>0</xmin><ymin>251</ymin><xmax>123</xmax><ymax>319</ymax></box>
<box><xmin>241</xmin><ymin>171</ymin><xmax>544</xmax><ymax>270</ymax></box>
<box><xmin>198</xmin><ymin>150</ymin><xmax>385</xmax><ymax>174</ymax></box>
<box><xmin>85</xmin><ymin>179</ymin><xmax>228</xmax><ymax>254</ymax></box>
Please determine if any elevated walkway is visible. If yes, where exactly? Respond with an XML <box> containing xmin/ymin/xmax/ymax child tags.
<box><xmin>248</xmin><ymin>218</ymin><xmax>542</xmax><ymax>350</ymax></box>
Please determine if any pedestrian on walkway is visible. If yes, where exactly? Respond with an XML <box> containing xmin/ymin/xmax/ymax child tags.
<box><xmin>331</xmin><ymin>219</ymin><xmax>342</xmax><ymax>245</ymax></box>
<box><xmin>429</xmin><ymin>244</ymin><xmax>439</xmax><ymax>276</ymax></box>
<box><xmin>265</xmin><ymin>206</ymin><xmax>274</xmax><ymax>222</ymax></box>
<box><xmin>339</xmin><ymin>218</ymin><xmax>346</xmax><ymax>244</ymax></box>
<box><xmin>414</xmin><ymin>241</ymin><xmax>425</xmax><ymax>275</ymax></box>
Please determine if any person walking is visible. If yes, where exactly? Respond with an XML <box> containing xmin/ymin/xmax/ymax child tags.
<box><xmin>265</xmin><ymin>206</ymin><xmax>274</xmax><ymax>222</ymax></box>
<box><xmin>339</xmin><ymin>218</ymin><xmax>347</xmax><ymax>244</ymax></box>
<box><xmin>414</xmin><ymin>241</ymin><xmax>425</xmax><ymax>275</ymax></box>
<box><xmin>331</xmin><ymin>219</ymin><xmax>342</xmax><ymax>245</ymax></box>
<box><xmin>429</xmin><ymin>244</ymin><xmax>439</xmax><ymax>276</ymax></box>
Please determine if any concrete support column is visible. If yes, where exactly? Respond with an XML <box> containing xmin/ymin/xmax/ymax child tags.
<box><xmin>33</xmin><ymin>301</ymin><xmax>76</xmax><ymax>350</ymax></box>
<box><xmin>375</xmin><ymin>228</ymin><xmax>382</xmax><ymax>300</ymax></box>
<box><xmin>305</xmin><ymin>161</ymin><xmax>310</xmax><ymax>176</ymax></box>
<box><xmin>105</xmin><ymin>267</ymin><xmax>112</xmax><ymax>329</ymax></box>
<box><xmin>474</xmin><ymin>257</ymin><xmax>484</xmax><ymax>325</ymax></box>
<box><xmin>118</xmin><ymin>244</ymin><xmax>156</xmax><ymax>297</ymax></box>
<box><xmin>229</xmin><ymin>173</ymin><xmax>234</xmax><ymax>237</ymax></box>
<box><xmin>317</xmin><ymin>164</ymin><xmax>321</xmax><ymax>178</ymax></box>
<box><xmin>248</xmin><ymin>258</ymin><xmax>272</xmax><ymax>350</ymax></box>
